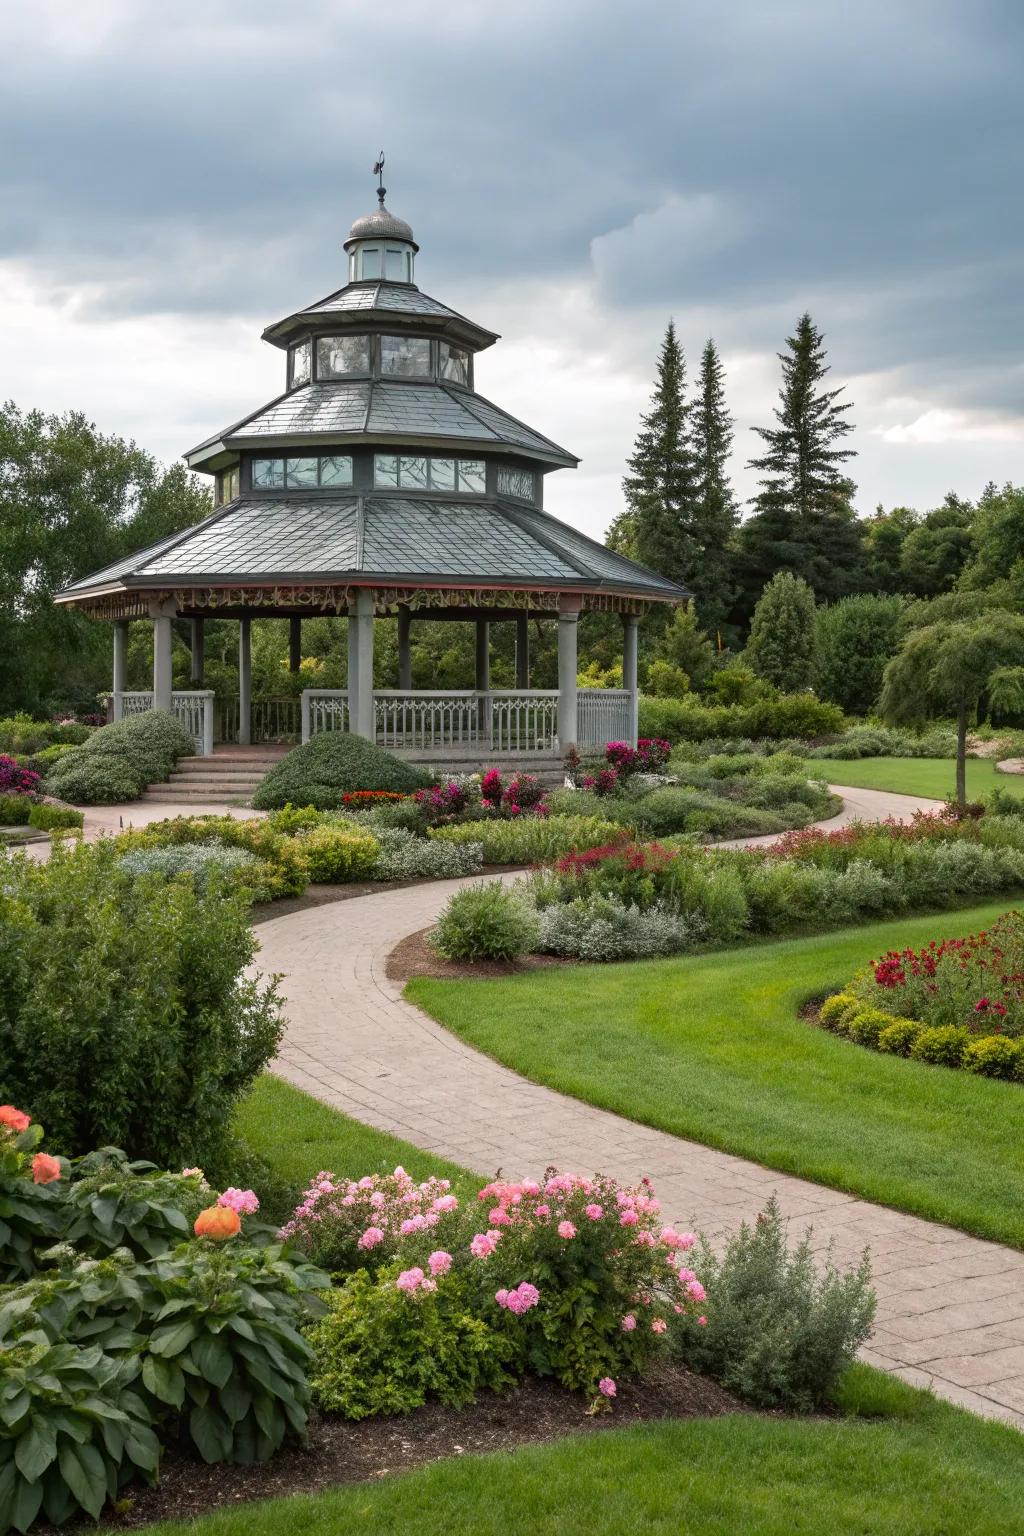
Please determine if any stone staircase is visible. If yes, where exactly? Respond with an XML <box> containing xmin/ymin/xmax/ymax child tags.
<box><xmin>141</xmin><ymin>750</ymin><xmax>286</xmax><ymax>806</ymax></box>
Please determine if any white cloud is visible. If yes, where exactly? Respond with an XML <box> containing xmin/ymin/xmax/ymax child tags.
<box><xmin>874</xmin><ymin>408</ymin><xmax>1024</xmax><ymax>445</ymax></box>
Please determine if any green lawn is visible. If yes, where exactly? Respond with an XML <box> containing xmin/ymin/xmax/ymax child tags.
<box><xmin>819</xmin><ymin>755</ymin><xmax>1024</xmax><ymax>801</ymax></box>
<box><xmin>234</xmin><ymin>1075</ymin><xmax>474</xmax><ymax>1193</ymax></box>
<box><xmin>408</xmin><ymin>900</ymin><xmax>1024</xmax><ymax>1248</ymax></box>
<box><xmin>137</xmin><ymin>1368</ymin><xmax>1024</xmax><ymax>1536</ymax></box>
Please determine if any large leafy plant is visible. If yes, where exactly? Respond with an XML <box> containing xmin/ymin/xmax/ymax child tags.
<box><xmin>0</xmin><ymin>1115</ymin><xmax>63</xmax><ymax>1283</ymax></box>
<box><xmin>60</xmin><ymin>1150</ymin><xmax>205</xmax><ymax>1259</ymax></box>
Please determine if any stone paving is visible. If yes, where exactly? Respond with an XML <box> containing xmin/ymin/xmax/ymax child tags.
<box><xmin>252</xmin><ymin>783</ymin><xmax>1024</xmax><ymax>1430</ymax></box>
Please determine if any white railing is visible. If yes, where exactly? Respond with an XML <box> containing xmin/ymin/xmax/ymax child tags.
<box><xmin>301</xmin><ymin>689</ymin><xmax>350</xmax><ymax>742</ymax></box>
<box><xmin>490</xmin><ymin>690</ymin><xmax>559</xmax><ymax>752</ymax></box>
<box><xmin>218</xmin><ymin>695</ymin><xmax>302</xmax><ymax>745</ymax></box>
<box><xmin>301</xmin><ymin>686</ymin><xmax>635</xmax><ymax>754</ymax></box>
<box><xmin>112</xmin><ymin>690</ymin><xmax>214</xmax><ymax>755</ymax></box>
<box><xmin>578</xmin><ymin>688</ymin><xmax>634</xmax><ymax>748</ymax></box>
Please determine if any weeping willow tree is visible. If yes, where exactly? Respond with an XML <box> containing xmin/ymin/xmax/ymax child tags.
<box><xmin>880</xmin><ymin>612</ymin><xmax>1024</xmax><ymax>805</ymax></box>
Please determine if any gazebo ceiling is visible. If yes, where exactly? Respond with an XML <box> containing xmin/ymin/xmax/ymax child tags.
<box><xmin>54</xmin><ymin>494</ymin><xmax>688</xmax><ymax>611</ymax></box>
<box><xmin>185</xmin><ymin>381</ymin><xmax>577</xmax><ymax>472</ymax></box>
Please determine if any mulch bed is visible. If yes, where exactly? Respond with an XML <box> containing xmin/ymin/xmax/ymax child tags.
<box><xmin>96</xmin><ymin>1363</ymin><xmax>755</xmax><ymax>1530</ymax></box>
<box><xmin>387</xmin><ymin>925</ymin><xmax>570</xmax><ymax>983</ymax></box>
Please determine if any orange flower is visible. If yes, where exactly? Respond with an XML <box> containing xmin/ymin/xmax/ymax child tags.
<box><xmin>194</xmin><ymin>1205</ymin><xmax>241</xmax><ymax>1241</ymax></box>
<box><xmin>31</xmin><ymin>1152</ymin><xmax>61</xmax><ymax>1185</ymax></box>
<box><xmin>0</xmin><ymin>1105</ymin><xmax>31</xmax><ymax>1134</ymax></box>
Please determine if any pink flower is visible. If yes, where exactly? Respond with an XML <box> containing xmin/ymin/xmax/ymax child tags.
<box><xmin>633</xmin><ymin>1231</ymin><xmax>656</xmax><ymax>1248</ymax></box>
<box><xmin>495</xmin><ymin>1288</ymin><xmax>510</xmax><ymax>1307</ymax></box>
<box><xmin>218</xmin><ymin>1188</ymin><xmax>260</xmax><ymax>1215</ymax></box>
<box><xmin>651</xmin><ymin>1318</ymin><xmax>667</xmax><ymax>1335</ymax></box>
<box><xmin>521</xmin><ymin>1179</ymin><xmax>540</xmax><ymax>1196</ymax></box>
<box><xmin>358</xmin><ymin>1226</ymin><xmax>384</xmax><ymax>1250</ymax></box>
<box><xmin>396</xmin><ymin>1267</ymin><xmax>425</xmax><ymax>1293</ymax></box>
<box><xmin>428</xmin><ymin>1250</ymin><xmax>452</xmax><ymax>1276</ymax></box>
<box><xmin>517</xmin><ymin>1282</ymin><xmax>540</xmax><ymax>1309</ymax></box>
<box><xmin>470</xmin><ymin>1232</ymin><xmax>499</xmax><ymax>1259</ymax></box>
<box><xmin>621</xmin><ymin>1314</ymin><xmax>637</xmax><ymax>1332</ymax></box>
<box><xmin>585</xmin><ymin>1204</ymin><xmax>604</xmax><ymax>1221</ymax></box>
<box><xmin>32</xmin><ymin>1153</ymin><xmax>62</xmax><ymax>1185</ymax></box>
<box><xmin>557</xmin><ymin>1220</ymin><xmax>577</xmax><ymax>1240</ymax></box>
<box><xmin>686</xmin><ymin>1280</ymin><xmax>706</xmax><ymax>1302</ymax></box>
<box><xmin>619</xmin><ymin>1210</ymin><xmax>639</xmax><ymax>1227</ymax></box>
<box><xmin>535</xmin><ymin>1204</ymin><xmax>551</xmax><ymax>1219</ymax></box>
<box><xmin>598</xmin><ymin>1378</ymin><xmax>616</xmax><ymax>1398</ymax></box>
<box><xmin>698</xmin><ymin>1316</ymin><xmax>708</xmax><ymax>1327</ymax></box>
<box><xmin>369</xmin><ymin>1191</ymin><xmax>386</xmax><ymax>1208</ymax></box>
<box><xmin>489</xmin><ymin>1207</ymin><xmax>512</xmax><ymax>1225</ymax></box>
<box><xmin>433</xmin><ymin>1194</ymin><xmax>458</xmax><ymax>1212</ymax></box>
<box><xmin>180</xmin><ymin>1167</ymin><xmax>204</xmax><ymax>1180</ymax></box>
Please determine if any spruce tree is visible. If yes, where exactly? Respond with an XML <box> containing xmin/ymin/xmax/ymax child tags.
<box><xmin>737</xmin><ymin>314</ymin><xmax>860</xmax><ymax>619</ymax></box>
<box><xmin>610</xmin><ymin>321</ymin><xmax>698</xmax><ymax>588</ymax></box>
<box><xmin>690</xmin><ymin>338</ymin><xmax>738</xmax><ymax>632</ymax></box>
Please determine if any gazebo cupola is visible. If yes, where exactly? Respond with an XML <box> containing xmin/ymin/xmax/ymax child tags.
<box><xmin>54</xmin><ymin>162</ymin><xmax>688</xmax><ymax>760</ymax></box>
<box><xmin>344</xmin><ymin>161</ymin><xmax>419</xmax><ymax>284</ymax></box>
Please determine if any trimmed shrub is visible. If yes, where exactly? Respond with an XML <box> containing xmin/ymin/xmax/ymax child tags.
<box><xmin>116</xmin><ymin>815</ymin><xmax>309</xmax><ymax>901</ymax></box>
<box><xmin>300</xmin><ymin>826</ymin><xmax>380</xmax><ymax>883</ymax></box>
<box><xmin>962</xmin><ymin>1035</ymin><xmax>1024</xmax><ymax>1080</ymax></box>
<box><xmin>268</xmin><ymin>802</ymin><xmax>322</xmax><ymax>834</ymax></box>
<box><xmin>430</xmin><ymin>814</ymin><xmax>624</xmax><ymax>866</ymax></box>
<box><xmin>539</xmin><ymin>894</ymin><xmax>696</xmax><ymax>961</ymax></box>
<box><xmin>671</xmin><ymin>1195</ymin><xmax>875</xmax><ymax>1412</ymax></box>
<box><xmin>818</xmin><ymin>993</ymin><xmax>860</xmax><ymax>1032</ymax></box>
<box><xmin>27</xmin><ymin>801</ymin><xmax>85</xmax><ymax>832</ymax></box>
<box><xmin>46</xmin><ymin>710</ymin><xmax>193</xmax><ymax>804</ymax></box>
<box><xmin>0</xmin><ymin>839</ymin><xmax>282</xmax><ymax>1167</ymax></box>
<box><xmin>118</xmin><ymin>843</ymin><xmax>261</xmax><ymax>892</ymax></box>
<box><xmin>371</xmin><ymin>826</ymin><xmax>483</xmax><ymax>881</ymax></box>
<box><xmin>909</xmin><ymin>1025</ymin><xmax>971</xmax><ymax>1069</ymax></box>
<box><xmin>847</xmin><ymin>1007</ymin><xmax>900</xmax><ymax>1049</ymax></box>
<box><xmin>877</xmin><ymin>1018</ymin><xmax>924</xmax><ymax>1056</ymax></box>
<box><xmin>637</xmin><ymin>693</ymin><xmax>844</xmax><ymax>746</ymax></box>
<box><xmin>0</xmin><ymin>793</ymin><xmax>34</xmax><ymax>826</ymax></box>
<box><xmin>306</xmin><ymin>1267</ymin><xmax>516</xmax><ymax>1420</ymax></box>
<box><xmin>431</xmin><ymin>881</ymin><xmax>541</xmax><ymax>961</ymax></box>
<box><xmin>252</xmin><ymin>732</ymin><xmax>431</xmax><ymax>810</ymax></box>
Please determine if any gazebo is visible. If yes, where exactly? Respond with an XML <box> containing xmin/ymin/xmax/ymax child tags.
<box><xmin>55</xmin><ymin>170</ymin><xmax>687</xmax><ymax>764</ymax></box>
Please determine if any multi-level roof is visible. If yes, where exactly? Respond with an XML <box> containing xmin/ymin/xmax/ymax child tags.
<box><xmin>57</xmin><ymin>184</ymin><xmax>687</xmax><ymax>615</ymax></box>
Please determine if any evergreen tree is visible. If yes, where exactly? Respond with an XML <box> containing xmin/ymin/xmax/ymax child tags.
<box><xmin>736</xmin><ymin>314</ymin><xmax>860</xmax><ymax>619</ymax></box>
<box><xmin>689</xmin><ymin>338</ymin><xmax>739</xmax><ymax>633</ymax></box>
<box><xmin>609</xmin><ymin>322</ymin><xmax>698</xmax><ymax>587</ymax></box>
<box><xmin>745</xmin><ymin>572</ymin><xmax>817</xmax><ymax>693</ymax></box>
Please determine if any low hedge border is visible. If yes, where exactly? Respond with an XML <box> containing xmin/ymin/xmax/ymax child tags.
<box><xmin>815</xmin><ymin>992</ymin><xmax>1024</xmax><ymax>1082</ymax></box>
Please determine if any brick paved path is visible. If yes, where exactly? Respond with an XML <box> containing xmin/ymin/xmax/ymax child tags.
<box><xmin>255</xmin><ymin>790</ymin><xmax>1024</xmax><ymax>1430</ymax></box>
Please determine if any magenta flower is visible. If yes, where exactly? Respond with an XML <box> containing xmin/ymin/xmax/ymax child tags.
<box><xmin>598</xmin><ymin>1377</ymin><xmax>616</xmax><ymax>1398</ymax></box>
<box><xmin>620</xmin><ymin>1313</ymin><xmax>636</xmax><ymax>1332</ymax></box>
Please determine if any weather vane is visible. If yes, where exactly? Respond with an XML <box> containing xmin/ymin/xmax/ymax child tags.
<box><xmin>373</xmin><ymin>151</ymin><xmax>386</xmax><ymax>207</ymax></box>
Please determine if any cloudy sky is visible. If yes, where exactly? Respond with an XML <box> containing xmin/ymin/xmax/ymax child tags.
<box><xmin>3</xmin><ymin>0</ymin><xmax>1021</xmax><ymax>540</ymax></box>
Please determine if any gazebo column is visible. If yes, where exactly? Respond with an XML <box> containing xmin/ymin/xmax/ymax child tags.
<box><xmin>397</xmin><ymin>605</ymin><xmax>412</xmax><ymax>690</ymax></box>
<box><xmin>557</xmin><ymin>596</ymin><xmax>580</xmax><ymax>750</ymax></box>
<box><xmin>515</xmin><ymin>612</ymin><xmax>530</xmax><ymax>688</ymax></box>
<box><xmin>622</xmin><ymin>613</ymin><xmax>639</xmax><ymax>747</ymax></box>
<box><xmin>112</xmin><ymin>620</ymin><xmax>128</xmax><ymax>721</ymax></box>
<box><xmin>475</xmin><ymin>618</ymin><xmax>490</xmax><ymax>744</ymax></box>
<box><xmin>149</xmin><ymin>597</ymin><xmax>176</xmax><ymax>714</ymax></box>
<box><xmin>238</xmin><ymin>616</ymin><xmax>252</xmax><ymax>746</ymax></box>
<box><xmin>289</xmin><ymin>615</ymin><xmax>302</xmax><ymax>673</ymax></box>
<box><xmin>190</xmin><ymin>618</ymin><xmax>205</xmax><ymax>684</ymax></box>
<box><xmin>348</xmin><ymin>589</ymin><xmax>375</xmax><ymax>739</ymax></box>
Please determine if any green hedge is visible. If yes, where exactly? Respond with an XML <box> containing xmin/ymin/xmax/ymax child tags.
<box><xmin>44</xmin><ymin>710</ymin><xmax>194</xmax><ymax>804</ymax></box>
<box><xmin>252</xmin><ymin>732</ymin><xmax>432</xmax><ymax>810</ymax></box>
<box><xmin>637</xmin><ymin>693</ymin><xmax>846</xmax><ymax>745</ymax></box>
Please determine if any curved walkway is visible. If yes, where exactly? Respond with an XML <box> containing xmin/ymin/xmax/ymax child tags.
<box><xmin>254</xmin><ymin>784</ymin><xmax>1024</xmax><ymax>1430</ymax></box>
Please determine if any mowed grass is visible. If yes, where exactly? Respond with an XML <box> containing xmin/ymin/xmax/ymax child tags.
<box><xmin>135</xmin><ymin>1369</ymin><xmax>1024</xmax><ymax>1536</ymax></box>
<box><xmin>234</xmin><ymin>1075</ymin><xmax>474</xmax><ymax>1192</ymax></box>
<box><xmin>818</xmin><ymin>755</ymin><xmax>1024</xmax><ymax>801</ymax></box>
<box><xmin>408</xmin><ymin>900</ymin><xmax>1024</xmax><ymax>1248</ymax></box>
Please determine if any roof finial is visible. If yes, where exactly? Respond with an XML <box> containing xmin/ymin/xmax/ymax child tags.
<box><xmin>373</xmin><ymin>151</ymin><xmax>386</xmax><ymax>209</ymax></box>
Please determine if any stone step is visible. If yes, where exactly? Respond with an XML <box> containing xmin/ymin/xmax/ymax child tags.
<box><xmin>165</xmin><ymin>779</ymin><xmax>264</xmax><ymax>792</ymax></box>
<box><xmin>140</xmin><ymin>790</ymin><xmax>254</xmax><ymax>804</ymax></box>
<box><xmin>176</xmin><ymin>758</ymin><xmax>282</xmax><ymax>772</ymax></box>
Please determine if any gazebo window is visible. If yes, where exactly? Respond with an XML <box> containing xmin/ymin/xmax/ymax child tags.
<box><xmin>251</xmin><ymin>455</ymin><xmax>353</xmax><ymax>490</ymax></box>
<box><xmin>385</xmin><ymin>247</ymin><xmax>412</xmax><ymax>281</ymax></box>
<box><xmin>288</xmin><ymin>340</ymin><xmax>311</xmax><ymax>389</ymax></box>
<box><xmin>496</xmin><ymin>466</ymin><xmax>537</xmax><ymax>502</ymax></box>
<box><xmin>373</xmin><ymin>454</ymin><xmax>487</xmax><ymax>493</ymax></box>
<box><xmin>380</xmin><ymin>336</ymin><xmax>432</xmax><ymax>377</ymax></box>
<box><xmin>439</xmin><ymin>343</ymin><xmax>470</xmax><ymax>385</ymax></box>
<box><xmin>317</xmin><ymin>335</ymin><xmax>370</xmax><ymax>378</ymax></box>
<box><xmin>358</xmin><ymin>246</ymin><xmax>383</xmax><ymax>279</ymax></box>
<box><xmin>214</xmin><ymin>464</ymin><xmax>240</xmax><ymax>507</ymax></box>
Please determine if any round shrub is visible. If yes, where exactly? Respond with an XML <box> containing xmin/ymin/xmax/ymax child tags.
<box><xmin>877</xmin><ymin>1018</ymin><xmax>924</xmax><ymax>1056</ymax></box>
<box><xmin>371</xmin><ymin>826</ymin><xmax>483</xmax><ymax>881</ymax></box>
<box><xmin>46</xmin><ymin>710</ymin><xmax>193</xmax><ymax>804</ymax></box>
<box><xmin>300</xmin><ymin>826</ymin><xmax>380</xmax><ymax>883</ymax></box>
<box><xmin>847</xmin><ymin>1007</ymin><xmax>901</xmax><ymax>1049</ymax></box>
<box><xmin>539</xmin><ymin>894</ymin><xmax>696</xmax><ymax>962</ymax></box>
<box><xmin>910</xmin><ymin>1025</ymin><xmax>971</xmax><ymax>1069</ymax></box>
<box><xmin>118</xmin><ymin>843</ymin><xmax>260</xmax><ymax>891</ymax></box>
<box><xmin>117</xmin><ymin>815</ymin><xmax>309</xmax><ymax>900</ymax></box>
<box><xmin>252</xmin><ymin>732</ymin><xmax>431</xmax><ymax>810</ymax></box>
<box><xmin>818</xmin><ymin>993</ymin><xmax>860</xmax><ymax>1033</ymax></box>
<box><xmin>44</xmin><ymin>753</ymin><xmax>144</xmax><ymax>804</ymax></box>
<box><xmin>431</xmin><ymin>881</ymin><xmax>541</xmax><ymax>962</ymax></box>
<box><xmin>963</xmin><ymin>1035</ymin><xmax>1024</xmax><ymax>1081</ymax></box>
